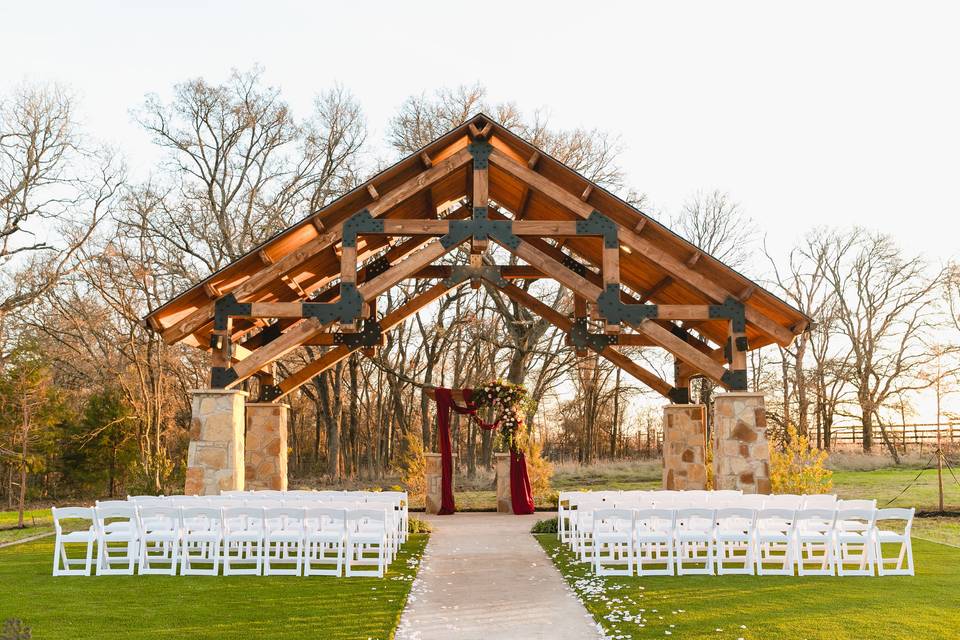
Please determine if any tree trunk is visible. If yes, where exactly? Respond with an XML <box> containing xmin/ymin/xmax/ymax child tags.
<box><xmin>18</xmin><ymin>397</ymin><xmax>29</xmax><ymax>529</ymax></box>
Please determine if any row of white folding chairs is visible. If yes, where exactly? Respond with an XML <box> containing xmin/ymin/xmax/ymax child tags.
<box><xmin>558</xmin><ymin>490</ymin><xmax>847</xmax><ymax>546</ymax></box>
<box><xmin>584</xmin><ymin>506</ymin><xmax>913</xmax><ymax>577</ymax></box>
<box><xmin>52</xmin><ymin>504</ymin><xmax>395</xmax><ymax>578</ymax></box>
<box><xmin>566</xmin><ymin>494</ymin><xmax>871</xmax><ymax>564</ymax></box>
<box><xmin>127</xmin><ymin>493</ymin><xmax>409</xmax><ymax>545</ymax></box>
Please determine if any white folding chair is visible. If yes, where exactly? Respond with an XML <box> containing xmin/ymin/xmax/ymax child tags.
<box><xmin>802</xmin><ymin>494</ymin><xmax>837</xmax><ymax>510</ymax></box>
<box><xmin>833</xmin><ymin>508</ymin><xmax>876</xmax><ymax>576</ymax></box>
<box><xmin>365</xmin><ymin>497</ymin><xmax>401</xmax><ymax>560</ymax></box>
<box><xmin>303</xmin><ymin>507</ymin><xmax>347</xmax><ymax>576</ymax></box>
<box><xmin>592</xmin><ymin>508</ymin><xmax>635</xmax><ymax>576</ymax></box>
<box><xmin>94</xmin><ymin>505</ymin><xmax>139</xmax><ymax>575</ymax></box>
<box><xmin>837</xmin><ymin>499</ymin><xmax>876</xmax><ymax>511</ymax></box>
<box><xmin>714</xmin><ymin>508</ymin><xmax>756</xmax><ymax>575</ymax></box>
<box><xmin>346</xmin><ymin>509</ymin><xmax>388</xmax><ymax>577</ymax></box>
<box><xmin>137</xmin><ymin>505</ymin><xmax>181</xmax><ymax>575</ymax></box>
<box><xmin>755</xmin><ymin>508</ymin><xmax>796</xmax><ymax>576</ymax></box>
<box><xmin>180</xmin><ymin>506</ymin><xmax>222</xmax><ymax>576</ymax></box>
<box><xmin>873</xmin><ymin>508</ymin><xmax>915</xmax><ymax>576</ymax></box>
<box><xmin>263</xmin><ymin>507</ymin><xmax>305</xmax><ymax>576</ymax></box>
<box><xmin>675</xmin><ymin>508</ymin><xmax>716</xmax><ymax>575</ymax></box>
<box><xmin>222</xmin><ymin>506</ymin><xmax>265</xmax><ymax>576</ymax></box>
<box><xmin>52</xmin><ymin>507</ymin><xmax>97</xmax><ymax>577</ymax></box>
<box><xmin>794</xmin><ymin>509</ymin><xmax>836</xmax><ymax>576</ymax></box>
<box><xmin>634</xmin><ymin>508</ymin><xmax>676</xmax><ymax>576</ymax></box>
<box><xmin>557</xmin><ymin>491</ymin><xmax>575</xmax><ymax>544</ymax></box>
<box><xmin>764</xmin><ymin>494</ymin><xmax>804</xmax><ymax>510</ymax></box>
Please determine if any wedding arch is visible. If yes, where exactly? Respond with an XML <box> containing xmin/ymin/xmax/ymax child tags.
<box><xmin>143</xmin><ymin>114</ymin><xmax>810</xmax><ymax>498</ymax></box>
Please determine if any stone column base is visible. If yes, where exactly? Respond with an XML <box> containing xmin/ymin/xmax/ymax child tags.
<box><xmin>245</xmin><ymin>403</ymin><xmax>289</xmax><ymax>491</ymax></box>
<box><xmin>662</xmin><ymin>404</ymin><xmax>707</xmax><ymax>490</ymax></box>
<box><xmin>185</xmin><ymin>389</ymin><xmax>247</xmax><ymax>496</ymax></box>
<box><xmin>424</xmin><ymin>453</ymin><xmax>457</xmax><ymax>514</ymax></box>
<box><xmin>713</xmin><ymin>392</ymin><xmax>771</xmax><ymax>494</ymax></box>
<box><xmin>494</xmin><ymin>453</ymin><xmax>512</xmax><ymax>513</ymax></box>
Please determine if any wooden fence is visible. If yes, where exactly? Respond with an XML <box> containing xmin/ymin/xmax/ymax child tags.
<box><xmin>829</xmin><ymin>423</ymin><xmax>958</xmax><ymax>449</ymax></box>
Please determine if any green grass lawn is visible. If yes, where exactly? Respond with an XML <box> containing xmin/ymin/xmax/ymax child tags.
<box><xmin>0</xmin><ymin>535</ymin><xmax>427</xmax><ymax>639</ymax></box>
<box><xmin>538</xmin><ymin>534</ymin><xmax>960</xmax><ymax>640</ymax></box>
<box><xmin>0</xmin><ymin>509</ymin><xmax>56</xmax><ymax>545</ymax></box>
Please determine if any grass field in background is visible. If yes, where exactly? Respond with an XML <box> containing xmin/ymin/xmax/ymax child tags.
<box><xmin>0</xmin><ymin>535</ymin><xmax>427</xmax><ymax>639</ymax></box>
<box><xmin>538</xmin><ymin>534</ymin><xmax>960</xmax><ymax>640</ymax></box>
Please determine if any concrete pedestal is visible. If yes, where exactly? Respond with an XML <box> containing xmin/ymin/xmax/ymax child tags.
<box><xmin>713</xmin><ymin>392</ymin><xmax>771</xmax><ymax>494</ymax></box>
<box><xmin>425</xmin><ymin>453</ymin><xmax>457</xmax><ymax>515</ymax></box>
<box><xmin>185</xmin><ymin>389</ymin><xmax>247</xmax><ymax>496</ymax></box>
<box><xmin>494</xmin><ymin>452</ymin><xmax>512</xmax><ymax>513</ymax></box>
<box><xmin>245</xmin><ymin>403</ymin><xmax>289</xmax><ymax>491</ymax></box>
<box><xmin>662</xmin><ymin>404</ymin><xmax>708</xmax><ymax>490</ymax></box>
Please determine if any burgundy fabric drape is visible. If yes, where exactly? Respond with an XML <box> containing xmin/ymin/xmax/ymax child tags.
<box><xmin>433</xmin><ymin>388</ymin><xmax>474</xmax><ymax>515</ymax></box>
<box><xmin>509</xmin><ymin>450</ymin><xmax>535</xmax><ymax>514</ymax></box>
<box><xmin>433</xmin><ymin>387</ymin><xmax>535</xmax><ymax>516</ymax></box>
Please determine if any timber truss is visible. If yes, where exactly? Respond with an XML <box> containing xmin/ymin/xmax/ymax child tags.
<box><xmin>146</xmin><ymin>115</ymin><xmax>810</xmax><ymax>404</ymax></box>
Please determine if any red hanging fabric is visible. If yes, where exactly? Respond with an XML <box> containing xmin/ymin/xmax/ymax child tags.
<box><xmin>509</xmin><ymin>450</ymin><xmax>536</xmax><ymax>514</ymax></box>
<box><xmin>433</xmin><ymin>388</ymin><xmax>475</xmax><ymax>515</ymax></box>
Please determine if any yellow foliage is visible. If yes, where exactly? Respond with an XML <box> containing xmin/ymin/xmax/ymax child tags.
<box><xmin>393</xmin><ymin>432</ymin><xmax>426</xmax><ymax>497</ymax></box>
<box><xmin>524</xmin><ymin>439</ymin><xmax>554</xmax><ymax>498</ymax></box>
<box><xmin>705</xmin><ymin>441</ymin><xmax>714</xmax><ymax>490</ymax></box>
<box><xmin>769</xmin><ymin>425</ymin><xmax>833</xmax><ymax>494</ymax></box>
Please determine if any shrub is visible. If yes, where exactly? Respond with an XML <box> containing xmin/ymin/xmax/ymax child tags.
<box><xmin>770</xmin><ymin>424</ymin><xmax>833</xmax><ymax>494</ymax></box>
<box><xmin>525</xmin><ymin>439</ymin><xmax>554</xmax><ymax>498</ymax></box>
<box><xmin>393</xmin><ymin>433</ymin><xmax>425</xmax><ymax>497</ymax></box>
<box><xmin>407</xmin><ymin>517</ymin><xmax>432</xmax><ymax>534</ymax></box>
<box><xmin>530</xmin><ymin>517</ymin><xmax>558</xmax><ymax>534</ymax></box>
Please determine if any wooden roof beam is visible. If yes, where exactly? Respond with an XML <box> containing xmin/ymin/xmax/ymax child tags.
<box><xmin>487</xmin><ymin>147</ymin><xmax>796</xmax><ymax>347</ymax></box>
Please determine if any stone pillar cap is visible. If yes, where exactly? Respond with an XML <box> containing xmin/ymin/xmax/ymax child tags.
<box><xmin>190</xmin><ymin>388</ymin><xmax>249</xmax><ymax>396</ymax></box>
<box><xmin>663</xmin><ymin>403</ymin><xmax>707</xmax><ymax>408</ymax></box>
<box><xmin>245</xmin><ymin>402</ymin><xmax>290</xmax><ymax>408</ymax></box>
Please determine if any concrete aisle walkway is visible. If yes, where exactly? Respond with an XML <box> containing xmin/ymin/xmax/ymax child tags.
<box><xmin>395</xmin><ymin>512</ymin><xmax>602</xmax><ymax>640</ymax></box>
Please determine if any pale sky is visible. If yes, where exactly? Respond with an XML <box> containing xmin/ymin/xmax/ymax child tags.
<box><xmin>3</xmin><ymin>1</ymin><xmax>959</xmax><ymax>428</ymax></box>
<box><xmin>3</xmin><ymin>0</ymin><xmax>958</xmax><ymax>265</ymax></box>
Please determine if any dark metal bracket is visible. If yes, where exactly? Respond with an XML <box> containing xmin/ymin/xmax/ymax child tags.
<box><xmin>561</xmin><ymin>254</ymin><xmax>589</xmax><ymax>277</ymax></box>
<box><xmin>709</xmin><ymin>297</ymin><xmax>746</xmax><ymax>333</ymax></box>
<box><xmin>442</xmin><ymin>209</ymin><xmax>520</xmax><ymax>250</ymax></box>
<box><xmin>721</xmin><ymin>368</ymin><xmax>748</xmax><ymax>391</ymax></box>
<box><xmin>302</xmin><ymin>283</ymin><xmax>365</xmax><ymax>324</ymax></box>
<box><xmin>576</xmin><ymin>210</ymin><xmax>619</xmax><ymax>248</ymax></box>
<box><xmin>596</xmin><ymin>284</ymin><xmax>658</xmax><ymax>325</ymax></box>
<box><xmin>364</xmin><ymin>255</ymin><xmax>391</xmax><ymax>280</ymax></box>
<box><xmin>568</xmin><ymin>318</ymin><xmax>618</xmax><ymax>353</ymax></box>
<box><xmin>342</xmin><ymin>209</ymin><xmax>384</xmax><ymax>248</ymax></box>
<box><xmin>442</xmin><ymin>265</ymin><xmax>508</xmax><ymax>289</ymax></box>
<box><xmin>214</xmin><ymin>293</ymin><xmax>252</xmax><ymax>332</ymax></box>
<box><xmin>667</xmin><ymin>387</ymin><xmax>690</xmax><ymax>404</ymax></box>
<box><xmin>468</xmin><ymin>140</ymin><xmax>493</xmax><ymax>169</ymax></box>
<box><xmin>210</xmin><ymin>366</ymin><xmax>239</xmax><ymax>389</ymax></box>
<box><xmin>258</xmin><ymin>384</ymin><xmax>283</xmax><ymax>402</ymax></box>
<box><xmin>333</xmin><ymin>319</ymin><xmax>382</xmax><ymax>349</ymax></box>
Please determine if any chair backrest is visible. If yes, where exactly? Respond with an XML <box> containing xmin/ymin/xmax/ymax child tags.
<box><xmin>735</xmin><ymin>494</ymin><xmax>766</xmax><ymax>509</ymax></box>
<box><xmin>180</xmin><ymin>506</ymin><xmax>222</xmax><ymax>532</ymax></box>
<box><xmin>95</xmin><ymin>499</ymin><xmax>131</xmax><ymax>509</ymax></box>
<box><xmin>305</xmin><ymin>506</ymin><xmax>346</xmax><ymax>530</ymax></box>
<box><xmin>763</xmin><ymin>494</ymin><xmax>804</xmax><ymax>509</ymax></box>
<box><xmin>137</xmin><ymin>506</ymin><xmax>181</xmax><ymax>533</ymax></box>
<box><xmin>837</xmin><ymin>499</ymin><xmax>877</xmax><ymax>510</ymax></box>
<box><xmin>675</xmin><ymin>508</ymin><xmax>716</xmax><ymax>532</ymax></box>
<box><xmin>52</xmin><ymin>506</ymin><xmax>94</xmax><ymax>534</ymax></box>
<box><xmin>874</xmin><ymin>507</ymin><xmax>914</xmax><ymax>534</ymax></box>
<box><xmin>128</xmin><ymin>495</ymin><xmax>165</xmax><ymax>504</ymax></box>
<box><xmin>263</xmin><ymin>507</ymin><xmax>306</xmax><ymax>532</ymax></box>
<box><xmin>802</xmin><ymin>494</ymin><xmax>837</xmax><ymax>509</ymax></box>
<box><xmin>794</xmin><ymin>508</ymin><xmax>836</xmax><ymax>532</ymax></box>
<box><xmin>347</xmin><ymin>508</ymin><xmax>387</xmax><ymax>531</ymax></box>
<box><xmin>756</xmin><ymin>508</ymin><xmax>796</xmax><ymax>533</ymax></box>
<box><xmin>635</xmin><ymin>508</ymin><xmax>675</xmax><ymax>532</ymax></box>
<box><xmin>834</xmin><ymin>508</ymin><xmax>875</xmax><ymax>529</ymax></box>
<box><xmin>715</xmin><ymin>507</ymin><xmax>756</xmax><ymax>528</ymax></box>
<box><xmin>592</xmin><ymin>508</ymin><xmax>634</xmax><ymax>531</ymax></box>
<box><xmin>221</xmin><ymin>506</ymin><xmax>264</xmax><ymax>533</ymax></box>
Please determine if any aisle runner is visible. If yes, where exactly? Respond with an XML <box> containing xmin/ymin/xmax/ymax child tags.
<box><xmin>395</xmin><ymin>513</ymin><xmax>603</xmax><ymax>640</ymax></box>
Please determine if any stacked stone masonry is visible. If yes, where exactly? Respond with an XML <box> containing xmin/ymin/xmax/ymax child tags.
<box><xmin>662</xmin><ymin>404</ymin><xmax>707</xmax><ymax>490</ymax></box>
<box><xmin>712</xmin><ymin>392</ymin><xmax>771</xmax><ymax>494</ymax></box>
<box><xmin>245</xmin><ymin>403</ymin><xmax>289</xmax><ymax>491</ymax></box>
<box><xmin>185</xmin><ymin>390</ymin><xmax>247</xmax><ymax>496</ymax></box>
<box><xmin>494</xmin><ymin>452</ymin><xmax>512</xmax><ymax>513</ymax></box>
<box><xmin>424</xmin><ymin>453</ymin><xmax>456</xmax><ymax>515</ymax></box>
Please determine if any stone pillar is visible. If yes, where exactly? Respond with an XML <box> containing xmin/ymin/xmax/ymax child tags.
<box><xmin>494</xmin><ymin>453</ymin><xmax>512</xmax><ymax>513</ymax></box>
<box><xmin>662</xmin><ymin>404</ymin><xmax>707</xmax><ymax>490</ymax></box>
<box><xmin>424</xmin><ymin>453</ymin><xmax>457</xmax><ymax>515</ymax></box>
<box><xmin>185</xmin><ymin>389</ymin><xmax>247</xmax><ymax>496</ymax></box>
<box><xmin>245</xmin><ymin>403</ymin><xmax>289</xmax><ymax>491</ymax></box>
<box><xmin>713</xmin><ymin>392</ymin><xmax>771</xmax><ymax>494</ymax></box>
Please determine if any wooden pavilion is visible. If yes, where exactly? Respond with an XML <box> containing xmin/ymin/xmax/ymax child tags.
<box><xmin>145</xmin><ymin>114</ymin><xmax>810</xmax><ymax>496</ymax></box>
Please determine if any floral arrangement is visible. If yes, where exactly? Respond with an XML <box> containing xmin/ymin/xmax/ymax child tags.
<box><xmin>471</xmin><ymin>380</ymin><xmax>530</xmax><ymax>453</ymax></box>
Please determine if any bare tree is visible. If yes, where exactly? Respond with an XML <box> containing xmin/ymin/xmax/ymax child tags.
<box><xmin>823</xmin><ymin>228</ymin><xmax>944</xmax><ymax>458</ymax></box>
